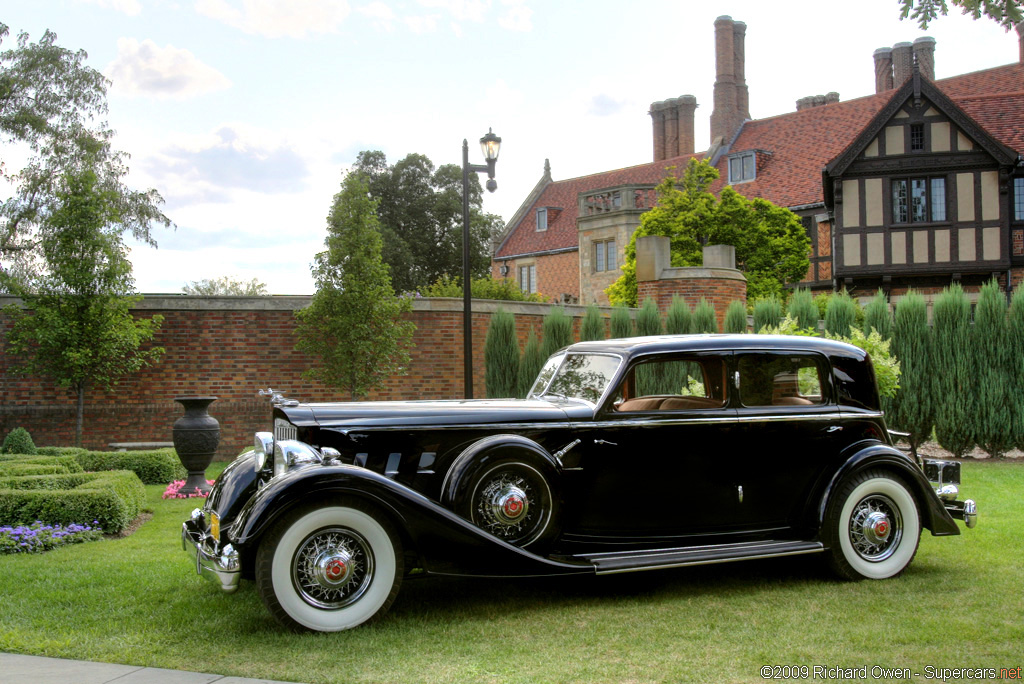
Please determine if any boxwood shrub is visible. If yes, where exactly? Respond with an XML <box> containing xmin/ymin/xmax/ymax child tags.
<box><xmin>0</xmin><ymin>455</ymin><xmax>84</xmax><ymax>475</ymax></box>
<box><xmin>0</xmin><ymin>470</ymin><xmax>145</xmax><ymax>533</ymax></box>
<box><xmin>36</xmin><ymin>447</ymin><xmax>186</xmax><ymax>484</ymax></box>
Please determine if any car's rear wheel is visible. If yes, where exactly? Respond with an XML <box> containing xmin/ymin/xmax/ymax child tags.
<box><xmin>255</xmin><ymin>501</ymin><xmax>403</xmax><ymax>632</ymax></box>
<box><xmin>825</xmin><ymin>470</ymin><xmax>920</xmax><ymax>580</ymax></box>
<box><xmin>456</xmin><ymin>458</ymin><xmax>560</xmax><ymax>551</ymax></box>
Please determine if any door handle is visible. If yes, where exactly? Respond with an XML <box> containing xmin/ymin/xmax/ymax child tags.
<box><xmin>594</xmin><ymin>439</ymin><xmax>618</xmax><ymax>446</ymax></box>
<box><xmin>826</xmin><ymin>425</ymin><xmax>843</xmax><ymax>433</ymax></box>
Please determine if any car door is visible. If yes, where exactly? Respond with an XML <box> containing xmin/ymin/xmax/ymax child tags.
<box><xmin>561</xmin><ymin>351</ymin><xmax>742</xmax><ymax>539</ymax></box>
<box><xmin>729</xmin><ymin>350</ymin><xmax>847</xmax><ymax>531</ymax></box>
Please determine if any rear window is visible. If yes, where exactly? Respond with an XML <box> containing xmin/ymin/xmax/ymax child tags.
<box><xmin>737</xmin><ymin>354</ymin><xmax>827</xmax><ymax>407</ymax></box>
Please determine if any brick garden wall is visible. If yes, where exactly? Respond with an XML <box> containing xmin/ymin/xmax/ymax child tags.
<box><xmin>0</xmin><ymin>296</ymin><xmax>607</xmax><ymax>459</ymax></box>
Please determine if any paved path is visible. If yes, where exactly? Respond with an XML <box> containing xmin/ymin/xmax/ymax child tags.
<box><xmin>0</xmin><ymin>653</ymin><xmax>308</xmax><ymax>684</ymax></box>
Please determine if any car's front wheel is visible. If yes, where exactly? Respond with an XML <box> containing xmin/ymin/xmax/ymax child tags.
<box><xmin>824</xmin><ymin>470</ymin><xmax>920</xmax><ymax>580</ymax></box>
<box><xmin>255</xmin><ymin>501</ymin><xmax>403</xmax><ymax>632</ymax></box>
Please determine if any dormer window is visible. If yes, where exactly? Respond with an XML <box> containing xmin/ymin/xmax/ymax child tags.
<box><xmin>728</xmin><ymin>152</ymin><xmax>756</xmax><ymax>184</ymax></box>
<box><xmin>536</xmin><ymin>208</ymin><xmax>548</xmax><ymax>231</ymax></box>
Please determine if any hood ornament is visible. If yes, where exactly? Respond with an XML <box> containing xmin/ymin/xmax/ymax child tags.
<box><xmin>258</xmin><ymin>387</ymin><xmax>299</xmax><ymax>407</ymax></box>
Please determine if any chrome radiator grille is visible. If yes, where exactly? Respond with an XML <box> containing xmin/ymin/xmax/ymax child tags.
<box><xmin>274</xmin><ymin>418</ymin><xmax>297</xmax><ymax>441</ymax></box>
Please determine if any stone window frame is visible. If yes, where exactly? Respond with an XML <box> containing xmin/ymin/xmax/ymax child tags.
<box><xmin>593</xmin><ymin>238</ymin><xmax>617</xmax><ymax>273</ymax></box>
<box><xmin>727</xmin><ymin>152</ymin><xmax>756</xmax><ymax>184</ymax></box>
<box><xmin>536</xmin><ymin>208</ymin><xmax>548</xmax><ymax>232</ymax></box>
<box><xmin>518</xmin><ymin>263</ymin><xmax>537</xmax><ymax>294</ymax></box>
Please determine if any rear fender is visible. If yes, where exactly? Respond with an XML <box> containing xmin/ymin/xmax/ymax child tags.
<box><xmin>439</xmin><ymin>434</ymin><xmax>561</xmax><ymax>509</ymax></box>
<box><xmin>228</xmin><ymin>463</ymin><xmax>589</xmax><ymax>578</ymax></box>
<box><xmin>817</xmin><ymin>443</ymin><xmax>960</xmax><ymax>537</ymax></box>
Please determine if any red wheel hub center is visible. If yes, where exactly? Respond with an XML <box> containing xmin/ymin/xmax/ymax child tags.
<box><xmin>503</xmin><ymin>495</ymin><xmax>524</xmax><ymax>518</ymax></box>
<box><xmin>875</xmin><ymin>520</ymin><xmax>889</xmax><ymax>538</ymax></box>
<box><xmin>325</xmin><ymin>559</ymin><xmax>347</xmax><ymax>581</ymax></box>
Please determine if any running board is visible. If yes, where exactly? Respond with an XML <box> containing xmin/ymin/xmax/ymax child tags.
<box><xmin>576</xmin><ymin>540</ymin><xmax>824</xmax><ymax>574</ymax></box>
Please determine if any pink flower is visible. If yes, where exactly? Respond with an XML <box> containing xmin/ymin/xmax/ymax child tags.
<box><xmin>161</xmin><ymin>479</ymin><xmax>216</xmax><ymax>499</ymax></box>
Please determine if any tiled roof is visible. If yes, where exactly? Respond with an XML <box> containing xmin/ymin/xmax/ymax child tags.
<box><xmin>497</xmin><ymin>61</ymin><xmax>1024</xmax><ymax>260</ymax></box>
<box><xmin>494</xmin><ymin>153</ymin><xmax>701</xmax><ymax>259</ymax></box>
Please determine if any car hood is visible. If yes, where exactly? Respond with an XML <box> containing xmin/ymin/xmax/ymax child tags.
<box><xmin>279</xmin><ymin>398</ymin><xmax>577</xmax><ymax>429</ymax></box>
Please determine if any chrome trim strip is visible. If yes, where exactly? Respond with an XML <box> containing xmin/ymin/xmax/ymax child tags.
<box><xmin>594</xmin><ymin>544</ymin><xmax>825</xmax><ymax>575</ymax></box>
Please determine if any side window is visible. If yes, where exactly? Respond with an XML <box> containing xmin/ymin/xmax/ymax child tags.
<box><xmin>614</xmin><ymin>355</ymin><xmax>726</xmax><ymax>412</ymax></box>
<box><xmin>737</xmin><ymin>355</ymin><xmax>826</xmax><ymax>407</ymax></box>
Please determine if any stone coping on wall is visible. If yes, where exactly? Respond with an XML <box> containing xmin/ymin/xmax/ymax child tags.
<box><xmin>1</xmin><ymin>295</ymin><xmax>632</xmax><ymax>316</ymax></box>
<box><xmin>657</xmin><ymin>266</ymin><xmax>747</xmax><ymax>282</ymax></box>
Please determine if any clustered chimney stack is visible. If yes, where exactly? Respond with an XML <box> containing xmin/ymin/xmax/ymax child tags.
<box><xmin>796</xmin><ymin>92</ymin><xmax>840</xmax><ymax>111</ymax></box>
<box><xmin>649</xmin><ymin>95</ymin><xmax>698</xmax><ymax>162</ymax></box>
<box><xmin>710</xmin><ymin>15</ymin><xmax>747</xmax><ymax>144</ymax></box>
<box><xmin>876</xmin><ymin>38</ymin><xmax>935</xmax><ymax>92</ymax></box>
<box><xmin>1018</xmin><ymin>23</ymin><xmax>1024</xmax><ymax>63</ymax></box>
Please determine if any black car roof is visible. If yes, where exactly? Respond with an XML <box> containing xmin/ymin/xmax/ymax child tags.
<box><xmin>563</xmin><ymin>334</ymin><xmax>868</xmax><ymax>362</ymax></box>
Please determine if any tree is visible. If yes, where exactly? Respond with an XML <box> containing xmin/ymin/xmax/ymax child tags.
<box><xmin>899</xmin><ymin>0</ymin><xmax>1021</xmax><ymax>29</ymax></box>
<box><xmin>294</xmin><ymin>173</ymin><xmax>415</xmax><ymax>401</ymax></box>
<box><xmin>183</xmin><ymin>276</ymin><xmax>269</xmax><ymax>296</ymax></box>
<box><xmin>580</xmin><ymin>304</ymin><xmax>605</xmax><ymax>341</ymax></box>
<box><xmin>1</xmin><ymin>26</ymin><xmax>170</xmax><ymax>284</ymax></box>
<box><xmin>723</xmin><ymin>300</ymin><xmax>747</xmax><ymax>333</ymax></box>
<box><xmin>824</xmin><ymin>290</ymin><xmax>858</xmax><ymax>338</ymax></box>
<box><xmin>484</xmin><ymin>308</ymin><xmax>519</xmax><ymax>398</ymax></box>
<box><xmin>889</xmin><ymin>292</ymin><xmax>933</xmax><ymax>456</ymax></box>
<box><xmin>692</xmin><ymin>299</ymin><xmax>718</xmax><ymax>333</ymax></box>
<box><xmin>606</xmin><ymin>158</ymin><xmax>809</xmax><ymax>307</ymax></box>
<box><xmin>540</xmin><ymin>306</ymin><xmax>574</xmax><ymax>358</ymax></box>
<box><xmin>931</xmin><ymin>284</ymin><xmax>975</xmax><ymax>457</ymax></box>
<box><xmin>752</xmin><ymin>296</ymin><xmax>782</xmax><ymax>333</ymax></box>
<box><xmin>517</xmin><ymin>328</ymin><xmax>543</xmax><ymax>397</ymax></box>
<box><xmin>863</xmin><ymin>289</ymin><xmax>893</xmax><ymax>340</ymax></box>
<box><xmin>3</xmin><ymin>159</ymin><xmax>164</xmax><ymax>446</ymax></box>
<box><xmin>610</xmin><ymin>305</ymin><xmax>633</xmax><ymax>338</ymax></box>
<box><xmin>788</xmin><ymin>288</ymin><xmax>818</xmax><ymax>332</ymax></box>
<box><xmin>973</xmin><ymin>280</ymin><xmax>1014</xmax><ymax>458</ymax></box>
<box><xmin>350</xmin><ymin>151</ymin><xmax>505</xmax><ymax>294</ymax></box>
<box><xmin>665</xmin><ymin>296</ymin><xmax>692</xmax><ymax>335</ymax></box>
<box><xmin>635</xmin><ymin>298</ymin><xmax>662</xmax><ymax>336</ymax></box>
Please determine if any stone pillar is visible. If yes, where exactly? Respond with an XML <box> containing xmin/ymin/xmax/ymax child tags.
<box><xmin>873</xmin><ymin>47</ymin><xmax>894</xmax><ymax>93</ymax></box>
<box><xmin>676</xmin><ymin>95</ymin><xmax>697</xmax><ymax>156</ymax></box>
<box><xmin>733</xmin><ymin>20</ymin><xmax>750</xmax><ymax>121</ymax></box>
<box><xmin>711</xmin><ymin>15</ymin><xmax>738</xmax><ymax>144</ymax></box>
<box><xmin>636</xmin><ymin>235</ymin><xmax>671</xmax><ymax>283</ymax></box>
<box><xmin>913</xmin><ymin>36</ymin><xmax>936</xmax><ymax>80</ymax></box>
<box><xmin>893</xmin><ymin>42</ymin><xmax>914</xmax><ymax>85</ymax></box>
<box><xmin>649</xmin><ymin>101</ymin><xmax>667</xmax><ymax>162</ymax></box>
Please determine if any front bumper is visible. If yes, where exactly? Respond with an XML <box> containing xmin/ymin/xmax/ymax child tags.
<box><xmin>181</xmin><ymin>508</ymin><xmax>241</xmax><ymax>593</ymax></box>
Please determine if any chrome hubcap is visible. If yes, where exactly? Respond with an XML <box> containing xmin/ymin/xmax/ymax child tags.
<box><xmin>293</xmin><ymin>527</ymin><xmax>374</xmax><ymax>609</ymax></box>
<box><xmin>849</xmin><ymin>494</ymin><xmax>902</xmax><ymax>562</ymax></box>
<box><xmin>474</xmin><ymin>470</ymin><xmax>543</xmax><ymax>543</ymax></box>
<box><xmin>491</xmin><ymin>485</ymin><xmax>529</xmax><ymax>525</ymax></box>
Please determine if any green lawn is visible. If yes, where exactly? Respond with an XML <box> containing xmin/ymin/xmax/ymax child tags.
<box><xmin>1</xmin><ymin>461</ymin><xmax>1021</xmax><ymax>683</ymax></box>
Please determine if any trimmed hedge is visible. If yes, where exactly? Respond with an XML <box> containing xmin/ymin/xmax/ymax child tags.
<box><xmin>0</xmin><ymin>455</ymin><xmax>84</xmax><ymax>475</ymax></box>
<box><xmin>0</xmin><ymin>470</ymin><xmax>145</xmax><ymax>533</ymax></box>
<box><xmin>36</xmin><ymin>447</ymin><xmax>185</xmax><ymax>484</ymax></box>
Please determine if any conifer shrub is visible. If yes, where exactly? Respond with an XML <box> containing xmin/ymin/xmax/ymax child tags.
<box><xmin>1</xmin><ymin>428</ymin><xmax>37</xmax><ymax>455</ymax></box>
<box><xmin>752</xmin><ymin>296</ymin><xmax>783</xmax><ymax>333</ymax></box>
<box><xmin>863</xmin><ymin>289</ymin><xmax>893</xmax><ymax>339</ymax></box>
<box><xmin>889</xmin><ymin>291</ymin><xmax>933</xmax><ymax>456</ymax></box>
<box><xmin>635</xmin><ymin>298</ymin><xmax>662</xmax><ymax>336</ymax></box>
<box><xmin>1011</xmin><ymin>288</ymin><xmax>1024</xmax><ymax>451</ymax></box>
<box><xmin>692</xmin><ymin>299</ymin><xmax>718</xmax><ymax>333</ymax></box>
<box><xmin>788</xmin><ymin>288</ymin><xmax>818</xmax><ymax>332</ymax></box>
<box><xmin>931</xmin><ymin>284</ymin><xmax>975</xmax><ymax>457</ymax></box>
<box><xmin>723</xmin><ymin>300</ymin><xmax>747</xmax><ymax>333</ymax></box>
<box><xmin>540</xmin><ymin>307</ymin><xmax>574</xmax><ymax>358</ymax></box>
<box><xmin>824</xmin><ymin>290</ymin><xmax>857</xmax><ymax>337</ymax></box>
<box><xmin>610</xmin><ymin>305</ymin><xmax>633</xmax><ymax>339</ymax></box>
<box><xmin>518</xmin><ymin>328</ymin><xmax>544</xmax><ymax>397</ymax></box>
<box><xmin>665</xmin><ymin>296</ymin><xmax>692</xmax><ymax>335</ymax></box>
<box><xmin>484</xmin><ymin>308</ymin><xmax>520</xmax><ymax>398</ymax></box>
<box><xmin>973</xmin><ymin>280</ymin><xmax>1013</xmax><ymax>458</ymax></box>
<box><xmin>580</xmin><ymin>304</ymin><xmax>605</xmax><ymax>341</ymax></box>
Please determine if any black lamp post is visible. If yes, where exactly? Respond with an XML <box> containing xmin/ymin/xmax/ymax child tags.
<box><xmin>461</xmin><ymin>128</ymin><xmax>501</xmax><ymax>399</ymax></box>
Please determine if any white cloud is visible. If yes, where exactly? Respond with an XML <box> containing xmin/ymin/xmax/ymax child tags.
<box><xmin>74</xmin><ymin>0</ymin><xmax>143</xmax><ymax>16</ymax></box>
<box><xmin>195</xmin><ymin>0</ymin><xmax>352</xmax><ymax>38</ymax></box>
<box><xmin>106</xmin><ymin>38</ymin><xmax>231</xmax><ymax>99</ymax></box>
<box><xmin>404</xmin><ymin>14</ymin><xmax>439</xmax><ymax>34</ymax></box>
<box><xmin>498</xmin><ymin>0</ymin><xmax>531</xmax><ymax>31</ymax></box>
<box><xmin>416</xmin><ymin>0</ymin><xmax>488</xmax><ymax>23</ymax></box>
<box><xmin>356</xmin><ymin>1</ymin><xmax>395</xmax><ymax>31</ymax></box>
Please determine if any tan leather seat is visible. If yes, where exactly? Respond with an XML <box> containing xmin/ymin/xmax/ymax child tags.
<box><xmin>616</xmin><ymin>397</ymin><xmax>664</xmax><ymax>412</ymax></box>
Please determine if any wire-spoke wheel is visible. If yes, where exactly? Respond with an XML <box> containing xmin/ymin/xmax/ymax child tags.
<box><xmin>256</xmin><ymin>501</ymin><xmax>403</xmax><ymax>632</ymax></box>
<box><xmin>458</xmin><ymin>459</ymin><xmax>560</xmax><ymax>550</ymax></box>
<box><xmin>825</xmin><ymin>470</ymin><xmax>920</xmax><ymax>580</ymax></box>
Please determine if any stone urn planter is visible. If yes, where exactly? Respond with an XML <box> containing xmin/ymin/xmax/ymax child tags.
<box><xmin>172</xmin><ymin>396</ymin><xmax>221</xmax><ymax>495</ymax></box>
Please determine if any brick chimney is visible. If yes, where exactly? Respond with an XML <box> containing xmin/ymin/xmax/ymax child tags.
<box><xmin>796</xmin><ymin>92</ymin><xmax>840</xmax><ymax>111</ymax></box>
<box><xmin>1018</xmin><ymin>23</ymin><xmax>1024</xmax><ymax>62</ymax></box>
<box><xmin>892</xmin><ymin>41</ymin><xmax>914</xmax><ymax>85</ymax></box>
<box><xmin>873</xmin><ymin>47</ymin><xmax>894</xmax><ymax>92</ymax></box>
<box><xmin>710</xmin><ymin>15</ymin><xmax>745</xmax><ymax>144</ymax></box>
<box><xmin>650</xmin><ymin>95</ymin><xmax>698</xmax><ymax>161</ymax></box>
<box><xmin>733</xmin><ymin>21</ymin><xmax>750</xmax><ymax>121</ymax></box>
<box><xmin>913</xmin><ymin>37</ymin><xmax>936</xmax><ymax>80</ymax></box>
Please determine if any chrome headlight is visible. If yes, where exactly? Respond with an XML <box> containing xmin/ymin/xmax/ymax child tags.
<box><xmin>254</xmin><ymin>432</ymin><xmax>274</xmax><ymax>472</ymax></box>
<box><xmin>272</xmin><ymin>439</ymin><xmax>324</xmax><ymax>478</ymax></box>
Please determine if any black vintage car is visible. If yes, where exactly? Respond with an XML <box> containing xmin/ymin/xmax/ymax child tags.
<box><xmin>182</xmin><ymin>334</ymin><xmax>977</xmax><ymax>632</ymax></box>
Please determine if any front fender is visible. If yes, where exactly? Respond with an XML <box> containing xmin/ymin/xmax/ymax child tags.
<box><xmin>228</xmin><ymin>463</ymin><xmax>590</xmax><ymax>578</ymax></box>
<box><xmin>817</xmin><ymin>443</ymin><xmax>960</xmax><ymax>537</ymax></box>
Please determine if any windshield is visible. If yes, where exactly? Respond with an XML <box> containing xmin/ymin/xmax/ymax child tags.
<box><xmin>529</xmin><ymin>352</ymin><xmax>622</xmax><ymax>405</ymax></box>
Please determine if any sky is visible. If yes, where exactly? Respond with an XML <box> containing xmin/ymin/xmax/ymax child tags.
<box><xmin>2</xmin><ymin>0</ymin><xmax>1020</xmax><ymax>295</ymax></box>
